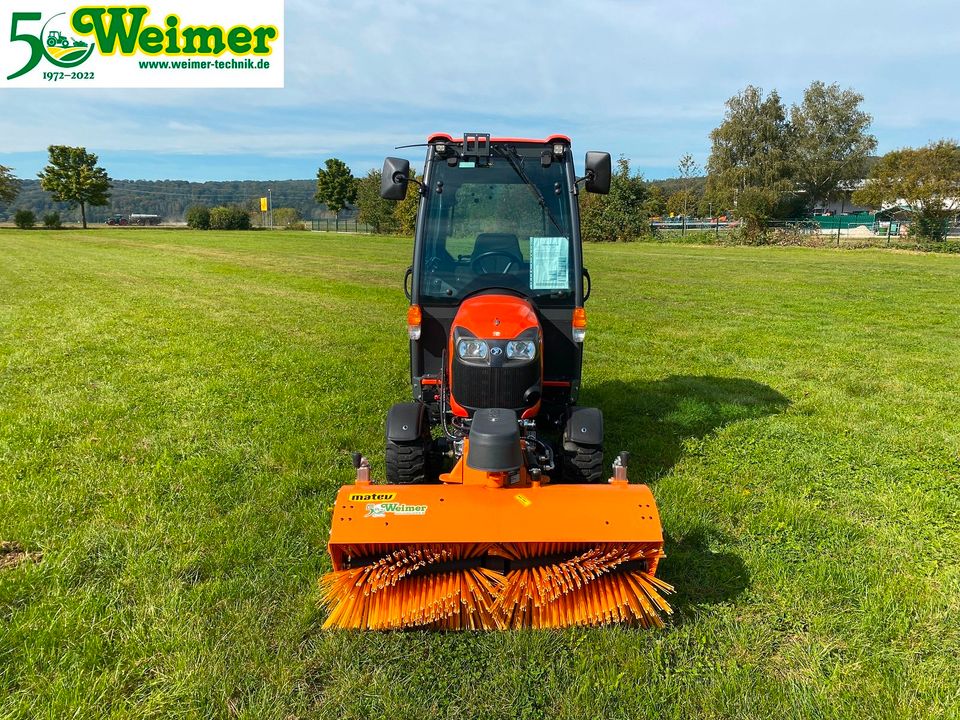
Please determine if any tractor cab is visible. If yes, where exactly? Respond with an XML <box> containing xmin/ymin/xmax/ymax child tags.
<box><xmin>379</xmin><ymin>133</ymin><xmax>611</xmax><ymax>482</ymax></box>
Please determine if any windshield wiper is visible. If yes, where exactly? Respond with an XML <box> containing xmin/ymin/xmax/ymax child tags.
<box><xmin>493</xmin><ymin>145</ymin><xmax>566</xmax><ymax>236</ymax></box>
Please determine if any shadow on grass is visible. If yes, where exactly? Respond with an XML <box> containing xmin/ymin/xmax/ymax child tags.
<box><xmin>584</xmin><ymin>375</ymin><xmax>790</xmax><ymax>484</ymax></box>
<box><xmin>662</xmin><ymin>529</ymin><xmax>750</xmax><ymax>622</ymax></box>
<box><xmin>583</xmin><ymin>375</ymin><xmax>790</xmax><ymax>616</ymax></box>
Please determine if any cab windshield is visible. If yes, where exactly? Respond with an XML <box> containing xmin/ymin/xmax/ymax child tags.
<box><xmin>418</xmin><ymin>145</ymin><xmax>574</xmax><ymax>305</ymax></box>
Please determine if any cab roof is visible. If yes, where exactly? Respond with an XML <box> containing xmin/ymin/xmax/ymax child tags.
<box><xmin>427</xmin><ymin>133</ymin><xmax>571</xmax><ymax>145</ymax></box>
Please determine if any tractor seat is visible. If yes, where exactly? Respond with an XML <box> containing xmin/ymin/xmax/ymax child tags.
<box><xmin>472</xmin><ymin>233</ymin><xmax>523</xmax><ymax>273</ymax></box>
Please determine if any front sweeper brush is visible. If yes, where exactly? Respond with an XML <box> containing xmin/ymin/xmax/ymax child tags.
<box><xmin>320</xmin><ymin>134</ymin><xmax>672</xmax><ymax>630</ymax></box>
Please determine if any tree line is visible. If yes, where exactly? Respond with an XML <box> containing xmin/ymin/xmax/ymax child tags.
<box><xmin>690</xmin><ymin>81</ymin><xmax>958</xmax><ymax>241</ymax></box>
<box><xmin>340</xmin><ymin>82</ymin><xmax>956</xmax><ymax>243</ymax></box>
<box><xmin>3</xmin><ymin>85</ymin><xmax>958</xmax><ymax>240</ymax></box>
<box><xmin>1</xmin><ymin>146</ymin><xmax>109</xmax><ymax>229</ymax></box>
<box><xmin>4</xmin><ymin>176</ymin><xmax>328</xmax><ymax>224</ymax></box>
<box><xmin>0</xmin><ymin>149</ymin><xmax>390</xmax><ymax>229</ymax></box>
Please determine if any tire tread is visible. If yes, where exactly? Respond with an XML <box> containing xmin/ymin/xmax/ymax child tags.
<box><xmin>385</xmin><ymin>439</ymin><xmax>427</xmax><ymax>484</ymax></box>
<box><xmin>562</xmin><ymin>444</ymin><xmax>604</xmax><ymax>484</ymax></box>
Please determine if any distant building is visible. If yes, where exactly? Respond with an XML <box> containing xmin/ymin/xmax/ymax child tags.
<box><xmin>812</xmin><ymin>196</ymin><xmax>872</xmax><ymax>216</ymax></box>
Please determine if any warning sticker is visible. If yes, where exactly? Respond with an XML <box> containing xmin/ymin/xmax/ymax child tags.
<box><xmin>529</xmin><ymin>237</ymin><xmax>570</xmax><ymax>290</ymax></box>
<box><xmin>514</xmin><ymin>493</ymin><xmax>532</xmax><ymax>508</ymax></box>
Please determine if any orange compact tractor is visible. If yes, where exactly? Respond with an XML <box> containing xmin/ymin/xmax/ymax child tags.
<box><xmin>320</xmin><ymin>133</ymin><xmax>672</xmax><ymax>630</ymax></box>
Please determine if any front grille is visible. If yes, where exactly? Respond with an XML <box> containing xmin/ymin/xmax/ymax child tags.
<box><xmin>452</xmin><ymin>359</ymin><xmax>540</xmax><ymax>410</ymax></box>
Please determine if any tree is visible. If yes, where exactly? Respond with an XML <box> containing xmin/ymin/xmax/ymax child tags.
<box><xmin>677</xmin><ymin>153</ymin><xmax>701</xmax><ymax>217</ymax></box>
<box><xmin>667</xmin><ymin>190</ymin><xmax>693</xmax><ymax>217</ymax></box>
<box><xmin>0</xmin><ymin>165</ymin><xmax>21</xmax><ymax>205</ymax></box>
<box><xmin>185</xmin><ymin>204</ymin><xmax>211</xmax><ymax>229</ymax></box>
<box><xmin>608</xmin><ymin>157</ymin><xmax>649</xmax><ymax>238</ymax></box>
<box><xmin>853</xmin><ymin>140</ymin><xmax>960</xmax><ymax>241</ymax></box>
<box><xmin>393</xmin><ymin>168</ymin><xmax>421</xmax><ymax>235</ymax></box>
<box><xmin>356</xmin><ymin>169</ymin><xmax>399</xmax><ymax>233</ymax></box>
<box><xmin>209</xmin><ymin>205</ymin><xmax>252</xmax><ymax>230</ymax></box>
<box><xmin>37</xmin><ymin>146</ymin><xmax>111</xmax><ymax>229</ymax></box>
<box><xmin>273</xmin><ymin>207</ymin><xmax>302</xmax><ymax>228</ymax></box>
<box><xmin>791</xmin><ymin>81</ymin><xmax>876</xmax><ymax>211</ymax></box>
<box><xmin>14</xmin><ymin>209</ymin><xmax>35</xmax><ymax>229</ymax></box>
<box><xmin>315</xmin><ymin>158</ymin><xmax>357</xmax><ymax>219</ymax></box>
<box><xmin>43</xmin><ymin>212</ymin><xmax>61</xmax><ymax>229</ymax></box>
<box><xmin>706</xmin><ymin>85</ymin><xmax>794</xmax><ymax>231</ymax></box>
<box><xmin>580</xmin><ymin>157</ymin><xmax>649</xmax><ymax>242</ymax></box>
<box><xmin>643</xmin><ymin>185</ymin><xmax>666</xmax><ymax>218</ymax></box>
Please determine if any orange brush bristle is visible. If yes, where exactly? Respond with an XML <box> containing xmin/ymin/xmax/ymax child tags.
<box><xmin>321</xmin><ymin>541</ymin><xmax>672</xmax><ymax>630</ymax></box>
<box><xmin>493</xmin><ymin>543</ymin><xmax>673</xmax><ymax>628</ymax></box>
<box><xmin>319</xmin><ymin>543</ymin><xmax>505</xmax><ymax>630</ymax></box>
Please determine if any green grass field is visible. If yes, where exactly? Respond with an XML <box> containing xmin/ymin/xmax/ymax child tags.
<box><xmin>1</xmin><ymin>230</ymin><xmax>959</xmax><ymax>719</ymax></box>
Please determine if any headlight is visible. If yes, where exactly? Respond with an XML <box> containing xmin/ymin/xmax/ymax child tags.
<box><xmin>457</xmin><ymin>339</ymin><xmax>488</xmax><ymax>359</ymax></box>
<box><xmin>506</xmin><ymin>340</ymin><xmax>536</xmax><ymax>360</ymax></box>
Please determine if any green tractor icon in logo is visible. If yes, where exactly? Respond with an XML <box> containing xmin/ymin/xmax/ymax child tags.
<box><xmin>46</xmin><ymin>30</ymin><xmax>88</xmax><ymax>50</ymax></box>
<box><xmin>41</xmin><ymin>15</ymin><xmax>94</xmax><ymax>65</ymax></box>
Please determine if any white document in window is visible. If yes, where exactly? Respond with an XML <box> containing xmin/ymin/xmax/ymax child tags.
<box><xmin>529</xmin><ymin>237</ymin><xmax>570</xmax><ymax>290</ymax></box>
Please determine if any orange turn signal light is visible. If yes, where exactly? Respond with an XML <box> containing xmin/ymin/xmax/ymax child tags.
<box><xmin>572</xmin><ymin>307</ymin><xmax>587</xmax><ymax>343</ymax></box>
<box><xmin>407</xmin><ymin>304</ymin><xmax>422</xmax><ymax>340</ymax></box>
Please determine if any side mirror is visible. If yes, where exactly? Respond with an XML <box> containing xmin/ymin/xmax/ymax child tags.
<box><xmin>380</xmin><ymin>157</ymin><xmax>410</xmax><ymax>200</ymax></box>
<box><xmin>584</xmin><ymin>152</ymin><xmax>612</xmax><ymax>195</ymax></box>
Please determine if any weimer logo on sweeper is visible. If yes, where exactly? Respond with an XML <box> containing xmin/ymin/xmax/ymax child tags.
<box><xmin>364</xmin><ymin>502</ymin><xmax>428</xmax><ymax>519</ymax></box>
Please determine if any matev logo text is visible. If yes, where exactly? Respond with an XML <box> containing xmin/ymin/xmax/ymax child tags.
<box><xmin>1</xmin><ymin>1</ymin><xmax>284</xmax><ymax>88</ymax></box>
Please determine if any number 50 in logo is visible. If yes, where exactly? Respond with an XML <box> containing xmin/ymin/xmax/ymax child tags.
<box><xmin>7</xmin><ymin>12</ymin><xmax>95</xmax><ymax>80</ymax></box>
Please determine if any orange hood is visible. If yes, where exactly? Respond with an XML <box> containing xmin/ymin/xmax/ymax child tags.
<box><xmin>451</xmin><ymin>294</ymin><xmax>539</xmax><ymax>339</ymax></box>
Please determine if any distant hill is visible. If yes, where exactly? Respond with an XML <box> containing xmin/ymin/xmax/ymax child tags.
<box><xmin>646</xmin><ymin>156</ymin><xmax>881</xmax><ymax>196</ymax></box>
<box><xmin>2</xmin><ymin>179</ymin><xmax>335</xmax><ymax>223</ymax></box>
<box><xmin>647</xmin><ymin>176</ymin><xmax>708</xmax><ymax>197</ymax></box>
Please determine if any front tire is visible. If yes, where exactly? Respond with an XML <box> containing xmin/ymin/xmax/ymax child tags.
<box><xmin>562</xmin><ymin>443</ymin><xmax>604</xmax><ymax>483</ymax></box>
<box><xmin>385</xmin><ymin>437</ymin><xmax>428</xmax><ymax>484</ymax></box>
<box><xmin>561</xmin><ymin>406</ymin><xmax>604</xmax><ymax>483</ymax></box>
<box><xmin>385</xmin><ymin>401</ymin><xmax>431</xmax><ymax>484</ymax></box>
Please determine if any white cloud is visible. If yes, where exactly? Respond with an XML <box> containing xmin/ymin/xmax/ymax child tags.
<box><xmin>2</xmin><ymin>0</ymin><xmax>959</xmax><ymax>178</ymax></box>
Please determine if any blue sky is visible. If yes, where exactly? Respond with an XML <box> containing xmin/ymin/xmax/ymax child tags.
<box><xmin>2</xmin><ymin>0</ymin><xmax>959</xmax><ymax>182</ymax></box>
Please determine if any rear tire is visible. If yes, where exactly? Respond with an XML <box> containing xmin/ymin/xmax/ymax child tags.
<box><xmin>562</xmin><ymin>444</ymin><xmax>604</xmax><ymax>483</ymax></box>
<box><xmin>385</xmin><ymin>438</ymin><xmax>428</xmax><ymax>484</ymax></box>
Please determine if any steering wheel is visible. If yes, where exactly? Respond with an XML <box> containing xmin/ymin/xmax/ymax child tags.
<box><xmin>471</xmin><ymin>250</ymin><xmax>522</xmax><ymax>274</ymax></box>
